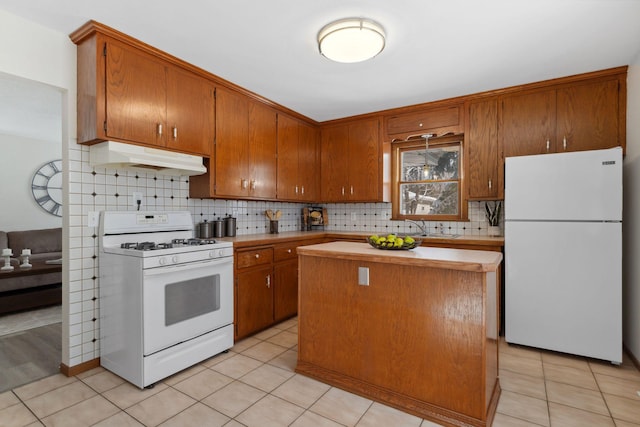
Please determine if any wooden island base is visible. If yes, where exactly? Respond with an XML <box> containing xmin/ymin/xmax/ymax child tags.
<box><xmin>296</xmin><ymin>242</ymin><xmax>502</xmax><ymax>427</ymax></box>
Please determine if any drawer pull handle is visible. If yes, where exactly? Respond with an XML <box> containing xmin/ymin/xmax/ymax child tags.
<box><xmin>172</xmin><ymin>127</ymin><xmax>178</xmax><ymax>139</ymax></box>
<box><xmin>546</xmin><ymin>139</ymin><xmax>550</xmax><ymax>151</ymax></box>
<box><xmin>157</xmin><ymin>123</ymin><xmax>163</xmax><ymax>136</ymax></box>
<box><xmin>255</xmin><ymin>254</ymin><xmax>260</xmax><ymax>259</ymax></box>
<box><xmin>287</xmin><ymin>249</ymin><xmax>292</xmax><ymax>253</ymax></box>
<box><xmin>488</xmin><ymin>179</ymin><xmax>492</xmax><ymax>190</ymax></box>
<box><xmin>266</xmin><ymin>274</ymin><xmax>271</xmax><ymax>288</ymax></box>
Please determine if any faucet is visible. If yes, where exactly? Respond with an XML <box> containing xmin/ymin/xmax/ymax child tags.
<box><xmin>405</xmin><ymin>219</ymin><xmax>429</xmax><ymax>236</ymax></box>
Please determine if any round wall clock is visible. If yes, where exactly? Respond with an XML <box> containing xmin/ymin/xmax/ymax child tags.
<box><xmin>31</xmin><ymin>159</ymin><xmax>63</xmax><ymax>217</ymax></box>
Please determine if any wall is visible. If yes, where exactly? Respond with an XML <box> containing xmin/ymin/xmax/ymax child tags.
<box><xmin>0</xmin><ymin>8</ymin><xmax>76</xmax><ymax>366</ymax></box>
<box><xmin>623</xmin><ymin>53</ymin><xmax>640</xmax><ymax>362</ymax></box>
<box><xmin>0</xmin><ymin>133</ymin><xmax>62</xmax><ymax>231</ymax></box>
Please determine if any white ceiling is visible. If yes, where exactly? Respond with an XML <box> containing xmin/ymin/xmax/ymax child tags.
<box><xmin>0</xmin><ymin>0</ymin><xmax>639</xmax><ymax>122</ymax></box>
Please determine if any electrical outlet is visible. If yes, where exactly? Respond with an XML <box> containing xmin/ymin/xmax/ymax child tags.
<box><xmin>132</xmin><ymin>192</ymin><xmax>143</xmax><ymax>208</ymax></box>
<box><xmin>88</xmin><ymin>211</ymin><xmax>99</xmax><ymax>228</ymax></box>
<box><xmin>351</xmin><ymin>212</ymin><xmax>357</xmax><ymax>221</ymax></box>
<box><xmin>358</xmin><ymin>267</ymin><xmax>369</xmax><ymax>286</ymax></box>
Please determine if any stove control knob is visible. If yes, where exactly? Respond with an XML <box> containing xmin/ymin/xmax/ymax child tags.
<box><xmin>171</xmin><ymin>256</ymin><xmax>179</xmax><ymax>264</ymax></box>
<box><xmin>218</xmin><ymin>249</ymin><xmax>225</xmax><ymax>257</ymax></box>
<box><xmin>159</xmin><ymin>257</ymin><xmax>167</xmax><ymax>265</ymax></box>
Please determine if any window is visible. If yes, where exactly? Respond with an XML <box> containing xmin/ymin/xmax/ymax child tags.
<box><xmin>391</xmin><ymin>134</ymin><xmax>467</xmax><ymax>221</ymax></box>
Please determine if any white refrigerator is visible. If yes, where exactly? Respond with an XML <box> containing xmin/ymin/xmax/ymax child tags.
<box><xmin>505</xmin><ymin>147</ymin><xmax>622</xmax><ymax>364</ymax></box>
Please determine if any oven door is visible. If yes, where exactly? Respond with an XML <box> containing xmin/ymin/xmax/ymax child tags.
<box><xmin>142</xmin><ymin>257</ymin><xmax>233</xmax><ymax>355</ymax></box>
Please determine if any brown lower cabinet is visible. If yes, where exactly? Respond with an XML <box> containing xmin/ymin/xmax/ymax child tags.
<box><xmin>234</xmin><ymin>238</ymin><xmax>325</xmax><ymax>340</ymax></box>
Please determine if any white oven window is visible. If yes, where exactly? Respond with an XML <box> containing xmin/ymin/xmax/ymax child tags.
<box><xmin>165</xmin><ymin>275</ymin><xmax>221</xmax><ymax>326</ymax></box>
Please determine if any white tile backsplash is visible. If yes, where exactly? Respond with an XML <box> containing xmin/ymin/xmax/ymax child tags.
<box><xmin>69</xmin><ymin>143</ymin><xmax>504</xmax><ymax>366</ymax></box>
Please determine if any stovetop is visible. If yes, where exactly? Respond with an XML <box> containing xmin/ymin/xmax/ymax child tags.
<box><xmin>120</xmin><ymin>238</ymin><xmax>220</xmax><ymax>251</ymax></box>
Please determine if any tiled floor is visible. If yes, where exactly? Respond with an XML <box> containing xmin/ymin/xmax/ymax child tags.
<box><xmin>2</xmin><ymin>317</ymin><xmax>640</xmax><ymax>426</ymax></box>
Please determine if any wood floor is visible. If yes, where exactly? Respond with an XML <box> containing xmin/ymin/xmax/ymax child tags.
<box><xmin>0</xmin><ymin>322</ymin><xmax>61</xmax><ymax>393</ymax></box>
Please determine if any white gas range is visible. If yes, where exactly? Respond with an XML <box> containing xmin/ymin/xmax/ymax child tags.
<box><xmin>98</xmin><ymin>211</ymin><xmax>234</xmax><ymax>388</ymax></box>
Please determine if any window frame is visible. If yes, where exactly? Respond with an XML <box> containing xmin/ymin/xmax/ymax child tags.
<box><xmin>391</xmin><ymin>133</ymin><xmax>467</xmax><ymax>221</ymax></box>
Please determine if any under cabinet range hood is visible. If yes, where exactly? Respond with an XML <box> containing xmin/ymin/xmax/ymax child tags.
<box><xmin>89</xmin><ymin>141</ymin><xmax>207</xmax><ymax>176</ymax></box>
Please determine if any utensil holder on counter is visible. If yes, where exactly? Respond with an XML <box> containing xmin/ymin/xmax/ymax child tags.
<box><xmin>269</xmin><ymin>220</ymin><xmax>279</xmax><ymax>234</ymax></box>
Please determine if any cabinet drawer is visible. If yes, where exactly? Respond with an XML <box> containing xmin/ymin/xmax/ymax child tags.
<box><xmin>274</xmin><ymin>243</ymin><xmax>299</xmax><ymax>262</ymax></box>
<box><xmin>236</xmin><ymin>247</ymin><xmax>273</xmax><ymax>269</ymax></box>
<box><xmin>386</xmin><ymin>106</ymin><xmax>461</xmax><ymax>136</ymax></box>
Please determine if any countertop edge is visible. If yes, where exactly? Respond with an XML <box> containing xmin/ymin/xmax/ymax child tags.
<box><xmin>221</xmin><ymin>230</ymin><xmax>504</xmax><ymax>249</ymax></box>
<box><xmin>297</xmin><ymin>242</ymin><xmax>503</xmax><ymax>272</ymax></box>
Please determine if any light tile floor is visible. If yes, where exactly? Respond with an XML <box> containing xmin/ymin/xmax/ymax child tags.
<box><xmin>2</xmin><ymin>317</ymin><xmax>640</xmax><ymax>426</ymax></box>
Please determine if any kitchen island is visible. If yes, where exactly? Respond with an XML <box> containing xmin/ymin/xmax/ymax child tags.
<box><xmin>296</xmin><ymin>241</ymin><xmax>502</xmax><ymax>427</ymax></box>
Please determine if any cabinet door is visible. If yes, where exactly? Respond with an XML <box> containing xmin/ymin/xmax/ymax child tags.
<box><xmin>215</xmin><ymin>87</ymin><xmax>249</xmax><ymax>198</ymax></box>
<box><xmin>249</xmin><ymin>101</ymin><xmax>277</xmax><ymax>199</ymax></box>
<box><xmin>556</xmin><ymin>79</ymin><xmax>620</xmax><ymax>152</ymax></box>
<box><xmin>236</xmin><ymin>265</ymin><xmax>274</xmax><ymax>338</ymax></box>
<box><xmin>321</xmin><ymin>124</ymin><xmax>349</xmax><ymax>201</ymax></box>
<box><xmin>274</xmin><ymin>259</ymin><xmax>298</xmax><ymax>322</ymax></box>
<box><xmin>105</xmin><ymin>39</ymin><xmax>166</xmax><ymax>147</ymax></box>
<box><xmin>276</xmin><ymin>114</ymin><xmax>300</xmax><ymax>200</ymax></box>
<box><xmin>298</xmin><ymin>122</ymin><xmax>319</xmax><ymax>202</ymax></box>
<box><xmin>467</xmin><ymin>98</ymin><xmax>501</xmax><ymax>199</ymax></box>
<box><xmin>501</xmin><ymin>90</ymin><xmax>556</xmax><ymax>157</ymax></box>
<box><xmin>386</xmin><ymin>106</ymin><xmax>461</xmax><ymax>139</ymax></box>
<box><xmin>348</xmin><ymin>118</ymin><xmax>379</xmax><ymax>201</ymax></box>
<box><xmin>166</xmin><ymin>68</ymin><xmax>215</xmax><ymax>156</ymax></box>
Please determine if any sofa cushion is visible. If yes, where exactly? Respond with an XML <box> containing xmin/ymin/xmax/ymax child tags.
<box><xmin>7</xmin><ymin>228</ymin><xmax>62</xmax><ymax>255</ymax></box>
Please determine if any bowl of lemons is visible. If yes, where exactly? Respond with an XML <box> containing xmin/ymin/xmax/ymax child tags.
<box><xmin>367</xmin><ymin>234</ymin><xmax>421</xmax><ymax>250</ymax></box>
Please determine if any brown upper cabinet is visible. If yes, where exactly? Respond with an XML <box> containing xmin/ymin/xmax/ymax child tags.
<box><xmin>500</xmin><ymin>75</ymin><xmax>625</xmax><ymax>158</ymax></box>
<box><xmin>72</xmin><ymin>26</ymin><xmax>214</xmax><ymax>157</ymax></box>
<box><xmin>165</xmin><ymin>67</ymin><xmax>216</xmax><ymax>156</ymax></box>
<box><xmin>72</xmin><ymin>22</ymin><xmax>626</xmax><ymax>206</ymax></box>
<box><xmin>385</xmin><ymin>105</ymin><xmax>463</xmax><ymax>141</ymax></box>
<box><xmin>191</xmin><ymin>87</ymin><xmax>277</xmax><ymax>200</ymax></box>
<box><xmin>466</xmin><ymin>97</ymin><xmax>502</xmax><ymax>200</ymax></box>
<box><xmin>277</xmin><ymin>115</ymin><xmax>320</xmax><ymax>202</ymax></box>
<box><xmin>320</xmin><ymin>118</ymin><xmax>383</xmax><ymax>202</ymax></box>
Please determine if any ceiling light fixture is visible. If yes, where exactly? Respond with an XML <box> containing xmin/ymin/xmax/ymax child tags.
<box><xmin>318</xmin><ymin>18</ymin><xmax>386</xmax><ymax>63</ymax></box>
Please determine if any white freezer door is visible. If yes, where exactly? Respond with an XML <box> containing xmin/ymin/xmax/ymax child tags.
<box><xmin>505</xmin><ymin>147</ymin><xmax>622</xmax><ymax>221</ymax></box>
<box><xmin>505</xmin><ymin>221</ymin><xmax>621</xmax><ymax>363</ymax></box>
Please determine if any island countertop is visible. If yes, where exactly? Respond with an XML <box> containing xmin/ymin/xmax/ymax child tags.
<box><xmin>297</xmin><ymin>241</ymin><xmax>503</xmax><ymax>272</ymax></box>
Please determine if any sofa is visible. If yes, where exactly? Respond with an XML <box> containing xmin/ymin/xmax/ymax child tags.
<box><xmin>0</xmin><ymin>227</ymin><xmax>62</xmax><ymax>315</ymax></box>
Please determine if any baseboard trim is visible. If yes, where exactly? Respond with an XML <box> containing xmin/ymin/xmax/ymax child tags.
<box><xmin>60</xmin><ymin>358</ymin><xmax>100</xmax><ymax>377</ymax></box>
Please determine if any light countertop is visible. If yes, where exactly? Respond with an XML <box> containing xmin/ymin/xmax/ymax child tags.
<box><xmin>297</xmin><ymin>241</ymin><xmax>503</xmax><ymax>272</ymax></box>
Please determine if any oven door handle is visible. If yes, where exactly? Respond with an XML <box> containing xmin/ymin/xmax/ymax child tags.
<box><xmin>144</xmin><ymin>257</ymin><xmax>232</xmax><ymax>276</ymax></box>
